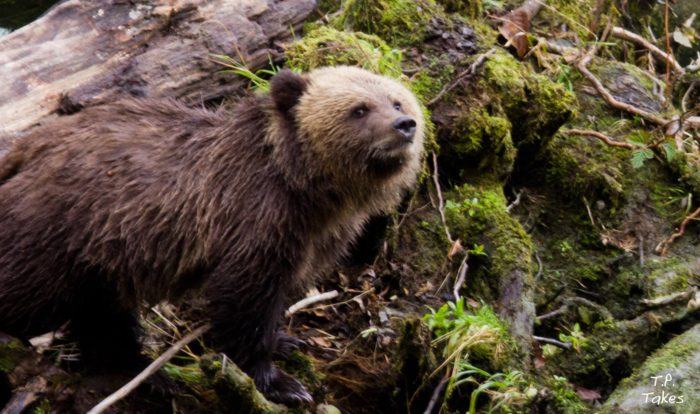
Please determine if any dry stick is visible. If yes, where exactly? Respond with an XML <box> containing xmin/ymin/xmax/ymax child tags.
<box><xmin>506</xmin><ymin>189</ymin><xmax>523</xmax><ymax>213</ymax></box>
<box><xmin>427</xmin><ymin>48</ymin><xmax>496</xmax><ymax>106</ymax></box>
<box><xmin>452</xmin><ymin>253</ymin><xmax>469</xmax><ymax>300</ymax></box>
<box><xmin>285</xmin><ymin>290</ymin><xmax>339</xmax><ymax>316</ymax></box>
<box><xmin>655</xmin><ymin>205</ymin><xmax>700</xmax><ymax>255</ymax></box>
<box><xmin>564</xmin><ymin>129</ymin><xmax>639</xmax><ymax>149</ymax></box>
<box><xmin>611</xmin><ymin>26</ymin><xmax>684</xmax><ymax>74</ymax></box>
<box><xmin>423</xmin><ymin>374</ymin><xmax>450</xmax><ymax>414</ymax></box>
<box><xmin>533</xmin><ymin>335</ymin><xmax>572</xmax><ymax>350</ymax></box>
<box><xmin>87</xmin><ymin>324</ymin><xmax>210</xmax><ymax>414</ymax></box>
<box><xmin>431</xmin><ymin>151</ymin><xmax>452</xmax><ymax>243</ymax></box>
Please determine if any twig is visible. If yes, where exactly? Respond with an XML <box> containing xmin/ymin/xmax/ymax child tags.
<box><xmin>303</xmin><ymin>288</ymin><xmax>374</xmax><ymax>312</ymax></box>
<box><xmin>427</xmin><ymin>48</ymin><xmax>496</xmax><ymax>106</ymax></box>
<box><xmin>611</xmin><ymin>26</ymin><xmax>684</xmax><ymax>75</ymax></box>
<box><xmin>655</xmin><ymin>205</ymin><xmax>700</xmax><ymax>255</ymax></box>
<box><xmin>423</xmin><ymin>374</ymin><xmax>449</xmax><ymax>414</ymax></box>
<box><xmin>86</xmin><ymin>324</ymin><xmax>210</xmax><ymax>414</ymax></box>
<box><xmin>506</xmin><ymin>189</ymin><xmax>523</xmax><ymax>213</ymax></box>
<box><xmin>285</xmin><ymin>290</ymin><xmax>339</xmax><ymax>316</ymax></box>
<box><xmin>577</xmin><ymin>53</ymin><xmax>669</xmax><ymax>126</ymax></box>
<box><xmin>681</xmin><ymin>81</ymin><xmax>697</xmax><ymax>113</ymax></box>
<box><xmin>565</xmin><ymin>129</ymin><xmax>638</xmax><ymax>149</ymax></box>
<box><xmin>534</xmin><ymin>253</ymin><xmax>543</xmax><ymax>280</ymax></box>
<box><xmin>536</xmin><ymin>297</ymin><xmax>613</xmax><ymax>321</ymax></box>
<box><xmin>431</xmin><ymin>151</ymin><xmax>453</xmax><ymax>243</ymax></box>
<box><xmin>453</xmin><ymin>253</ymin><xmax>469</xmax><ymax>300</ymax></box>
<box><xmin>533</xmin><ymin>335</ymin><xmax>572</xmax><ymax>350</ymax></box>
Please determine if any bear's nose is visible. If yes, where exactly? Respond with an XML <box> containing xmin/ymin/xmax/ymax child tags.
<box><xmin>392</xmin><ymin>116</ymin><xmax>416</xmax><ymax>142</ymax></box>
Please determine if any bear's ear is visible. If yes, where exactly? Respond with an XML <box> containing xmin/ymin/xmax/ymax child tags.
<box><xmin>270</xmin><ymin>69</ymin><xmax>308</xmax><ymax>113</ymax></box>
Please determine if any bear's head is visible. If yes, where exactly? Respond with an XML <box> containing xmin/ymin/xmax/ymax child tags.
<box><xmin>269</xmin><ymin>66</ymin><xmax>424</xmax><ymax>183</ymax></box>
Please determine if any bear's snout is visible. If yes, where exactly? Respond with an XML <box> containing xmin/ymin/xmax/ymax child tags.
<box><xmin>392</xmin><ymin>116</ymin><xmax>416</xmax><ymax>142</ymax></box>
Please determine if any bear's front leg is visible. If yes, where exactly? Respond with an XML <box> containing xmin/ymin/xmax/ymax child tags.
<box><xmin>205</xmin><ymin>274</ymin><xmax>312</xmax><ymax>405</ymax></box>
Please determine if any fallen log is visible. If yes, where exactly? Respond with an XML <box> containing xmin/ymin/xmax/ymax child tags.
<box><xmin>0</xmin><ymin>0</ymin><xmax>316</xmax><ymax>137</ymax></box>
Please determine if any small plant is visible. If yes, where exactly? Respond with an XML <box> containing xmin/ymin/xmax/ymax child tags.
<box><xmin>558</xmin><ymin>323</ymin><xmax>587</xmax><ymax>352</ymax></box>
<box><xmin>445</xmin><ymin>197</ymin><xmax>481</xmax><ymax>217</ymax></box>
<box><xmin>210</xmin><ymin>54</ymin><xmax>292</xmax><ymax>92</ymax></box>
<box><xmin>424</xmin><ymin>299</ymin><xmax>510</xmax><ymax>377</ymax></box>
<box><xmin>452</xmin><ymin>363</ymin><xmax>528</xmax><ymax>414</ymax></box>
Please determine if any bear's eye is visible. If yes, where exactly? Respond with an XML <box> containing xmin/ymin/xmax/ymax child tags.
<box><xmin>351</xmin><ymin>105</ymin><xmax>369</xmax><ymax>119</ymax></box>
<box><xmin>393</xmin><ymin>102</ymin><xmax>402</xmax><ymax>111</ymax></box>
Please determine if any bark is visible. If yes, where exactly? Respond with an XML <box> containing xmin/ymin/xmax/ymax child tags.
<box><xmin>0</xmin><ymin>0</ymin><xmax>317</xmax><ymax>136</ymax></box>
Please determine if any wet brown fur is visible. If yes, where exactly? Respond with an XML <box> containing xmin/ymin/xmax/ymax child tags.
<box><xmin>0</xmin><ymin>66</ymin><xmax>424</xmax><ymax>403</ymax></box>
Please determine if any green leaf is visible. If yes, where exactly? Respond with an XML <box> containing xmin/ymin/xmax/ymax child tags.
<box><xmin>631</xmin><ymin>148</ymin><xmax>654</xmax><ymax>169</ymax></box>
<box><xmin>662</xmin><ymin>142</ymin><xmax>676</xmax><ymax>162</ymax></box>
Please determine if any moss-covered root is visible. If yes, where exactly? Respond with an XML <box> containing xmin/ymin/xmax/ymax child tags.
<box><xmin>597</xmin><ymin>324</ymin><xmax>700</xmax><ymax>413</ymax></box>
<box><xmin>200</xmin><ymin>354</ymin><xmax>288</xmax><ymax>414</ymax></box>
<box><xmin>445</xmin><ymin>182</ymin><xmax>536</xmax><ymax>358</ymax></box>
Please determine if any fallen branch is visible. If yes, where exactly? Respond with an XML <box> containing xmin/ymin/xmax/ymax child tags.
<box><xmin>564</xmin><ymin>129</ymin><xmax>639</xmax><ymax>149</ymax></box>
<box><xmin>285</xmin><ymin>290</ymin><xmax>339</xmax><ymax>316</ymax></box>
<box><xmin>655</xmin><ymin>205</ymin><xmax>700</xmax><ymax>255</ymax></box>
<box><xmin>641</xmin><ymin>288</ymin><xmax>695</xmax><ymax>307</ymax></box>
<box><xmin>577</xmin><ymin>49</ymin><xmax>670</xmax><ymax>127</ymax></box>
<box><xmin>86</xmin><ymin>324</ymin><xmax>210</xmax><ymax>414</ymax></box>
<box><xmin>611</xmin><ymin>26</ymin><xmax>684</xmax><ymax>75</ymax></box>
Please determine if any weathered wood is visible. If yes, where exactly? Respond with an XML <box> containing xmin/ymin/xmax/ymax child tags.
<box><xmin>0</xmin><ymin>0</ymin><xmax>316</xmax><ymax>136</ymax></box>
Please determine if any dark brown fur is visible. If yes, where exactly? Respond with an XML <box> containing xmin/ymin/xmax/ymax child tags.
<box><xmin>0</xmin><ymin>67</ymin><xmax>424</xmax><ymax>404</ymax></box>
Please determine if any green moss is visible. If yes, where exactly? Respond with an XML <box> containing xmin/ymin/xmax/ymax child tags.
<box><xmin>163</xmin><ymin>362</ymin><xmax>206</xmax><ymax>387</ymax></box>
<box><xmin>277</xmin><ymin>351</ymin><xmax>323</xmax><ymax>393</ymax></box>
<box><xmin>437</xmin><ymin>0</ymin><xmax>483</xmax><ymax>17</ymax></box>
<box><xmin>610</xmin><ymin>325</ymin><xmax>700</xmax><ymax>400</ymax></box>
<box><xmin>482</xmin><ymin>51</ymin><xmax>576</xmax><ymax>147</ymax></box>
<box><xmin>286</xmin><ymin>26</ymin><xmax>402</xmax><ymax>77</ymax></box>
<box><xmin>444</xmin><ymin>51</ymin><xmax>575</xmax><ymax>180</ymax></box>
<box><xmin>390</xmin><ymin>210</ymin><xmax>451</xmax><ymax>277</ymax></box>
<box><xmin>545</xmin><ymin>132</ymin><xmax>630</xmax><ymax>203</ymax></box>
<box><xmin>445</xmin><ymin>182</ymin><xmax>533</xmax><ymax>296</ymax></box>
<box><xmin>200</xmin><ymin>354</ymin><xmax>288</xmax><ymax>414</ymax></box>
<box><xmin>546</xmin><ymin>375</ymin><xmax>588</xmax><ymax>414</ymax></box>
<box><xmin>643</xmin><ymin>256</ymin><xmax>699</xmax><ymax>298</ymax></box>
<box><xmin>0</xmin><ymin>335</ymin><xmax>30</xmax><ymax>373</ymax></box>
<box><xmin>334</xmin><ymin>0</ymin><xmax>446</xmax><ymax>46</ymax></box>
<box><xmin>450</xmin><ymin>105</ymin><xmax>516</xmax><ymax>178</ymax></box>
<box><xmin>540</xmin><ymin>0</ymin><xmax>598</xmax><ymax>41</ymax></box>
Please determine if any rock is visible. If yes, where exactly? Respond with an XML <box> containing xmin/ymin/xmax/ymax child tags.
<box><xmin>598</xmin><ymin>323</ymin><xmax>700</xmax><ymax>413</ymax></box>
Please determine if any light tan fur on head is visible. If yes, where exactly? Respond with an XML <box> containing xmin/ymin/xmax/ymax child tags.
<box><xmin>294</xmin><ymin>66</ymin><xmax>425</xmax><ymax>212</ymax></box>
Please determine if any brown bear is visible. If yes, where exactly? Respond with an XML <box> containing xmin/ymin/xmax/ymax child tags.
<box><xmin>0</xmin><ymin>66</ymin><xmax>424</xmax><ymax>404</ymax></box>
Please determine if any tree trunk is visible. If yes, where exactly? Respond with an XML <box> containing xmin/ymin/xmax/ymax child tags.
<box><xmin>0</xmin><ymin>0</ymin><xmax>316</xmax><ymax>137</ymax></box>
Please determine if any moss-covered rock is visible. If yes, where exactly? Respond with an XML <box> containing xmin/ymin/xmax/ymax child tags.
<box><xmin>444</xmin><ymin>182</ymin><xmax>535</xmax><ymax>353</ymax></box>
<box><xmin>544</xmin><ymin>132</ymin><xmax>630</xmax><ymax>203</ymax></box>
<box><xmin>438</xmin><ymin>50</ymin><xmax>575</xmax><ymax>181</ymax></box>
<box><xmin>334</xmin><ymin>0</ymin><xmax>447</xmax><ymax>46</ymax></box>
<box><xmin>285</xmin><ymin>26</ymin><xmax>403</xmax><ymax>76</ymax></box>
<box><xmin>598</xmin><ymin>324</ymin><xmax>700</xmax><ymax>413</ymax></box>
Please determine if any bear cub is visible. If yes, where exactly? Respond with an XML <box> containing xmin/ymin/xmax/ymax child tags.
<box><xmin>0</xmin><ymin>66</ymin><xmax>425</xmax><ymax>404</ymax></box>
